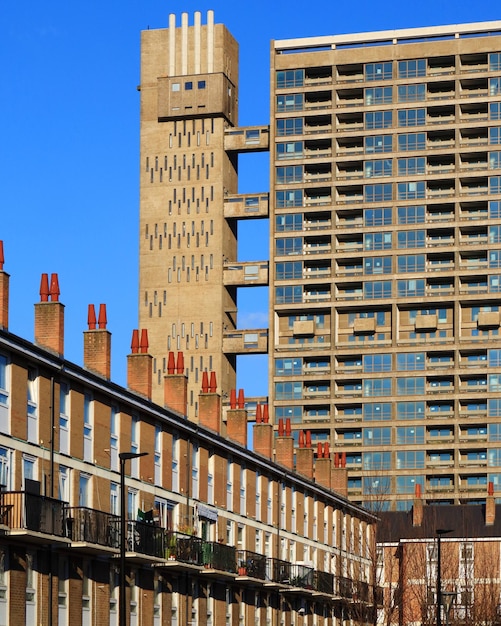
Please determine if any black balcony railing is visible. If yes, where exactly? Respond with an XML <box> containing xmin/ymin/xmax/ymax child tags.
<box><xmin>166</xmin><ymin>532</ymin><xmax>204</xmax><ymax>564</ymax></box>
<box><xmin>202</xmin><ymin>541</ymin><xmax>237</xmax><ymax>572</ymax></box>
<box><xmin>236</xmin><ymin>549</ymin><xmax>267</xmax><ymax>579</ymax></box>
<box><xmin>65</xmin><ymin>506</ymin><xmax>120</xmax><ymax>548</ymax></box>
<box><xmin>356</xmin><ymin>580</ymin><xmax>370</xmax><ymax>603</ymax></box>
<box><xmin>338</xmin><ymin>576</ymin><xmax>354</xmax><ymax>599</ymax></box>
<box><xmin>1</xmin><ymin>491</ymin><xmax>66</xmax><ymax>537</ymax></box>
<box><xmin>289</xmin><ymin>563</ymin><xmax>315</xmax><ymax>589</ymax></box>
<box><xmin>268</xmin><ymin>558</ymin><xmax>293</xmax><ymax>584</ymax></box>
<box><xmin>127</xmin><ymin>520</ymin><xmax>165</xmax><ymax>558</ymax></box>
<box><xmin>314</xmin><ymin>570</ymin><xmax>335</xmax><ymax>594</ymax></box>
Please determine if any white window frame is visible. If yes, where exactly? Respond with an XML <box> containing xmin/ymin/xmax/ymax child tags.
<box><xmin>59</xmin><ymin>382</ymin><xmax>70</xmax><ymax>455</ymax></box>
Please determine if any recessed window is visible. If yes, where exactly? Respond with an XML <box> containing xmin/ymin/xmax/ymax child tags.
<box><xmin>171</xmin><ymin>83</ymin><xmax>180</xmax><ymax>92</ymax></box>
<box><xmin>185</xmin><ymin>81</ymin><xmax>193</xmax><ymax>90</ymax></box>
<box><xmin>198</xmin><ymin>80</ymin><xmax>206</xmax><ymax>89</ymax></box>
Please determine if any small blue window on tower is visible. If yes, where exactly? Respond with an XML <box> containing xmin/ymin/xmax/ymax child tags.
<box><xmin>198</xmin><ymin>80</ymin><xmax>206</xmax><ymax>89</ymax></box>
<box><xmin>185</xmin><ymin>81</ymin><xmax>193</xmax><ymax>90</ymax></box>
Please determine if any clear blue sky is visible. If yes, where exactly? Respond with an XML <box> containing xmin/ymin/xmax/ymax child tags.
<box><xmin>1</xmin><ymin>0</ymin><xmax>499</xmax><ymax>396</ymax></box>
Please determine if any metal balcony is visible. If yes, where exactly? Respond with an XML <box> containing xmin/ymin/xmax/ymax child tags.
<box><xmin>126</xmin><ymin>520</ymin><xmax>165</xmax><ymax>561</ymax></box>
<box><xmin>1</xmin><ymin>491</ymin><xmax>68</xmax><ymax>544</ymax></box>
<box><xmin>65</xmin><ymin>506</ymin><xmax>120</xmax><ymax>553</ymax></box>
<box><xmin>236</xmin><ymin>549</ymin><xmax>267</xmax><ymax>580</ymax></box>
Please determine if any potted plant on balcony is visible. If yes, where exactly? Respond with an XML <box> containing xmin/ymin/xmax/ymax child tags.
<box><xmin>238</xmin><ymin>560</ymin><xmax>247</xmax><ymax>576</ymax></box>
<box><xmin>166</xmin><ymin>533</ymin><xmax>177</xmax><ymax>560</ymax></box>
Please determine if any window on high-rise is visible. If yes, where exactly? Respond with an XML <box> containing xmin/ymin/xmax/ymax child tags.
<box><xmin>276</xmin><ymin>94</ymin><xmax>303</xmax><ymax>112</ymax></box>
<box><xmin>363</xmin><ymin>403</ymin><xmax>391</xmax><ymax>421</ymax></box>
<box><xmin>276</xmin><ymin>69</ymin><xmax>304</xmax><ymax>88</ymax></box>
<box><xmin>398</xmin><ymin>84</ymin><xmax>425</xmax><ymax>102</ymax></box>
<box><xmin>276</xmin><ymin>237</ymin><xmax>302</xmax><ymax>256</ymax></box>
<box><xmin>397</xmin><ymin>181</ymin><xmax>425</xmax><ymax>200</ymax></box>
<box><xmin>365</xmin><ymin>62</ymin><xmax>392</xmax><ymax>81</ymax></box>
<box><xmin>396</xmin><ymin>450</ymin><xmax>425</xmax><ymax>469</ymax></box>
<box><xmin>397</xmin><ymin>279</ymin><xmax>425</xmax><ymax>297</ymax></box>
<box><xmin>397</xmin><ymin>205</ymin><xmax>425</xmax><ymax>224</ymax></box>
<box><xmin>363</xmin><ymin>452</ymin><xmax>390</xmax><ymax>470</ymax></box>
<box><xmin>396</xmin><ymin>426</ymin><xmax>424</xmax><ymax>444</ymax></box>
<box><xmin>275</xmin><ymin>286</ymin><xmax>302</xmax><ymax>304</ymax></box>
<box><xmin>364</xmin><ymin>281</ymin><xmax>392</xmax><ymax>299</ymax></box>
<box><xmin>365</xmin><ymin>136</ymin><xmax>392</xmax><ymax>153</ymax></box>
<box><xmin>489</xmin><ymin>77</ymin><xmax>501</xmax><ymax>95</ymax></box>
<box><xmin>364</xmin><ymin>159</ymin><xmax>392</xmax><ymax>178</ymax></box>
<box><xmin>276</xmin><ymin>166</ymin><xmax>302</xmax><ymax>184</ymax></box>
<box><xmin>397</xmin><ymin>254</ymin><xmax>425</xmax><ymax>272</ymax></box>
<box><xmin>363</xmin><ymin>354</ymin><xmax>391</xmax><ymax>372</ymax></box>
<box><xmin>364</xmin><ymin>256</ymin><xmax>392</xmax><ymax>274</ymax></box>
<box><xmin>489</xmin><ymin>151</ymin><xmax>501</xmax><ymax>169</ymax></box>
<box><xmin>275</xmin><ymin>261</ymin><xmax>302</xmax><ymax>280</ymax></box>
<box><xmin>490</xmin><ymin>102</ymin><xmax>501</xmax><ymax>120</ymax></box>
<box><xmin>397</xmin><ymin>353</ymin><xmax>425</xmax><ymax>371</ymax></box>
<box><xmin>489</xmin><ymin>127</ymin><xmax>501</xmax><ymax>144</ymax></box>
<box><xmin>398</xmin><ymin>108</ymin><xmax>425</xmax><ymax>127</ymax></box>
<box><xmin>365</xmin><ymin>111</ymin><xmax>392</xmax><ymax>129</ymax></box>
<box><xmin>275</xmin><ymin>358</ymin><xmax>302</xmax><ymax>376</ymax></box>
<box><xmin>364</xmin><ymin>232</ymin><xmax>392</xmax><ymax>250</ymax></box>
<box><xmin>276</xmin><ymin>189</ymin><xmax>302</xmax><ymax>207</ymax></box>
<box><xmin>276</xmin><ymin>141</ymin><xmax>303</xmax><ymax>159</ymax></box>
<box><xmin>398</xmin><ymin>157</ymin><xmax>425</xmax><ymax>176</ymax></box>
<box><xmin>396</xmin><ymin>377</ymin><xmax>425</xmax><ymax>395</ymax></box>
<box><xmin>396</xmin><ymin>475</ymin><xmax>424</xmax><ymax>494</ymax></box>
<box><xmin>363</xmin><ymin>428</ymin><xmax>391</xmax><ymax>446</ymax></box>
<box><xmin>398</xmin><ymin>59</ymin><xmax>426</xmax><ymax>78</ymax></box>
<box><xmin>276</xmin><ymin>214</ymin><xmax>302</xmax><ymax>231</ymax></box>
<box><xmin>364</xmin><ymin>87</ymin><xmax>392</xmax><ymax>105</ymax></box>
<box><xmin>276</xmin><ymin>406</ymin><xmax>303</xmax><ymax>423</ymax></box>
<box><xmin>363</xmin><ymin>378</ymin><xmax>392</xmax><ymax>397</ymax></box>
<box><xmin>276</xmin><ymin>118</ymin><xmax>303</xmax><ymax>136</ymax></box>
<box><xmin>364</xmin><ymin>208</ymin><xmax>392</xmax><ymax>226</ymax></box>
<box><xmin>364</xmin><ymin>184</ymin><xmax>392</xmax><ymax>202</ymax></box>
<box><xmin>489</xmin><ymin>53</ymin><xmax>501</xmax><ymax>71</ymax></box>
<box><xmin>398</xmin><ymin>132</ymin><xmax>426</xmax><ymax>150</ymax></box>
<box><xmin>489</xmin><ymin>225</ymin><xmax>501</xmax><ymax>243</ymax></box>
<box><xmin>397</xmin><ymin>230</ymin><xmax>425</xmax><ymax>248</ymax></box>
<box><xmin>396</xmin><ymin>401</ymin><xmax>425</xmax><ymax>420</ymax></box>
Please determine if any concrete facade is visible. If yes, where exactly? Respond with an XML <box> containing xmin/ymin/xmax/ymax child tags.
<box><xmin>139</xmin><ymin>14</ymin><xmax>501</xmax><ymax>510</ymax></box>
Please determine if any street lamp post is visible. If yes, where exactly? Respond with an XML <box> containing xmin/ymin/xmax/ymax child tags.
<box><xmin>119</xmin><ymin>451</ymin><xmax>148</xmax><ymax>626</ymax></box>
<box><xmin>441</xmin><ymin>590</ymin><xmax>457</xmax><ymax>626</ymax></box>
<box><xmin>436</xmin><ymin>529</ymin><xmax>453</xmax><ymax>626</ymax></box>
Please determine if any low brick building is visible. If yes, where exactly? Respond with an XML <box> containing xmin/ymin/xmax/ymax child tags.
<box><xmin>377</xmin><ymin>486</ymin><xmax>501</xmax><ymax>625</ymax></box>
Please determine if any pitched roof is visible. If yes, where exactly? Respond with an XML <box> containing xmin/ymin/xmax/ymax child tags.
<box><xmin>377</xmin><ymin>504</ymin><xmax>501</xmax><ymax>542</ymax></box>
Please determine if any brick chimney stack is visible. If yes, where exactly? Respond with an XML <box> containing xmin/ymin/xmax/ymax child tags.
<box><xmin>34</xmin><ymin>273</ymin><xmax>64</xmax><ymax>356</ymax></box>
<box><xmin>198</xmin><ymin>370</ymin><xmax>221</xmax><ymax>432</ymax></box>
<box><xmin>275</xmin><ymin>418</ymin><xmax>294</xmax><ymax>470</ymax></box>
<box><xmin>296</xmin><ymin>430</ymin><xmax>314</xmax><ymax>480</ymax></box>
<box><xmin>83</xmin><ymin>304</ymin><xmax>111</xmax><ymax>378</ymax></box>
<box><xmin>226</xmin><ymin>388</ymin><xmax>247</xmax><ymax>446</ymax></box>
<box><xmin>253</xmin><ymin>404</ymin><xmax>273</xmax><ymax>459</ymax></box>
<box><xmin>127</xmin><ymin>329</ymin><xmax>153</xmax><ymax>399</ymax></box>
<box><xmin>164</xmin><ymin>352</ymin><xmax>188</xmax><ymax>416</ymax></box>
<box><xmin>486</xmin><ymin>481</ymin><xmax>496</xmax><ymax>526</ymax></box>
<box><xmin>412</xmin><ymin>482</ymin><xmax>424</xmax><ymax>527</ymax></box>
<box><xmin>0</xmin><ymin>242</ymin><xmax>9</xmax><ymax>330</ymax></box>
<box><xmin>315</xmin><ymin>443</ymin><xmax>333</xmax><ymax>490</ymax></box>
<box><xmin>330</xmin><ymin>452</ymin><xmax>347</xmax><ymax>496</ymax></box>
